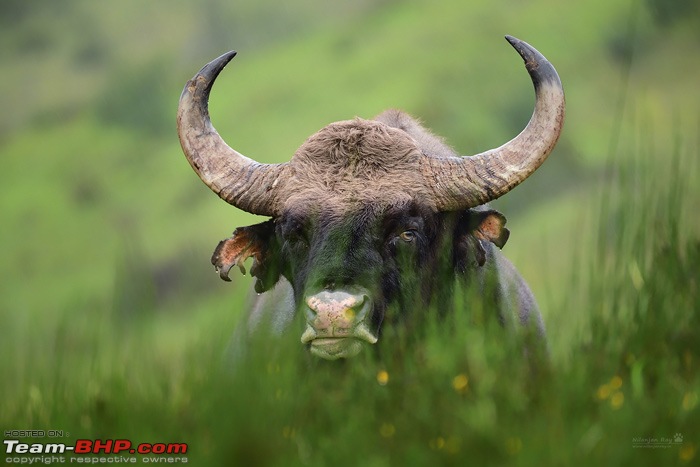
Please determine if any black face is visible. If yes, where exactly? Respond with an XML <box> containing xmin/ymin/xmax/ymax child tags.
<box><xmin>272</xmin><ymin>202</ymin><xmax>450</xmax><ymax>359</ymax></box>
<box><xmin>211</xmin><ymin>203</ymin><xmax>508</xmax><ymax>360</ymax></box>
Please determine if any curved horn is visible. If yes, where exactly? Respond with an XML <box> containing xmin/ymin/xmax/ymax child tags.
<box><xmin>422</xmin><ymin>36</ymin><xmax>565</xmax><ymax>211</ymax></box>
<box><xmin>177</xmin><ymin>51</ymin><xmax>288</xmax><ymax>216</ymax></box>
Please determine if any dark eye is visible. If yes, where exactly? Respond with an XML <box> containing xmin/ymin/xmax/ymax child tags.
<box><xmin>285</xmin><ymin>229</ymin><xmax>308</xmax><ymax>247</ymax></box>
<box><xmin>279</xmin><ymin>220</ymin><xmax>309</xmax><ymax>249</ymax></box>
<box><xmin>399</xmin><ymin>230</ymin><xmax>416</xmax><ymax>243</ymax></box>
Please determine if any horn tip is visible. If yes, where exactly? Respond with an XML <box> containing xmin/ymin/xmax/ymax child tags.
<box><xmin>199</xmin><ymin>50</ymin><xmax>238</xmax><ymax>77</ymax></box>
<box><xmin>504</xmin><ymin>35</ymin><xmax>537</xmax><ymax>63</ymax></box>
<box><xmin>222</xmin><ymin>50</ymin><xmax>238</xmax><ymax>61</ymax></box>
<box><xmin>179</xmin><ymin>50</ymin><xmax>239</xmax><ymax>104</ymax></box>
<box><xmin>504</xmin><ymin>35</ymin><xmax>561</xmax><ymax>88</ymax></box>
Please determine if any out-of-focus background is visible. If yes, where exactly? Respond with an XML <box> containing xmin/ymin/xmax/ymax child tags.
<box><xmin>1</xmin><ymin>0</ymin><xmax>698</xmax><ymax>465</ymax></box>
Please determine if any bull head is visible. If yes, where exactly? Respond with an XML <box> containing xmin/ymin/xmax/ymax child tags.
<box><xmin>178</xmin><ymin>36</ymin><xmax>564</xmax><ymax>359</ymax></box>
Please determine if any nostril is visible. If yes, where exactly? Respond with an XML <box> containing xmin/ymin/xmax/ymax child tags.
<box><xmin>354</xmin><ymin>294</ymin><xmax>370</xmax><ymax>321</ymax></box>
<box><xmin>305</xmin><ymin>296</ymin><xmax>321</xmax><ymax>315</ymax></box>
<box><xmin>323</xmin><ymin>281</ymin><xmax>336</xmax><ymax>290</ymax></box>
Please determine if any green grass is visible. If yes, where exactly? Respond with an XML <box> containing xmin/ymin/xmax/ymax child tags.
<box><xmin>3</xmin><ymin>130</ymin><xmax>697</xmax><ymax>466</ymax></box>
<box><xmin>201</xmin><ymin>139</ymin><xmax>699</xmax><ymax>466</ymax></box>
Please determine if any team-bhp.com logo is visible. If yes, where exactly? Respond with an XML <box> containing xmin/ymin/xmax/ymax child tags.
<box><xmin>4</xmin><ymin>439</ymin><xmax>188</xmax><ymax>464</ymax></box>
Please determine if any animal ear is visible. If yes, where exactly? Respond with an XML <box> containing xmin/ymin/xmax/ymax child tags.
<box><xmin>471</xmin><ymin>209</ymin><xmax>510</xmax><ymax>249</ymax></box>
<box><xmin>455</xmin><ymin>209</ymin><xmax>510</xmax><ymax>269</ymax></box>
<box><xmin>211</xmin><ymin>220</ymin><xmax>280</xmax><ymax>293</ymax></box>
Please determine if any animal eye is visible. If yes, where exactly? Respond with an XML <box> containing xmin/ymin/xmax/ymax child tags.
<box><xmin>399</xmin><ymin>230</ymin><xmax>416</xmax><ymax>243</ymax></box>
<box><xmin>279</xmin><ymin>217</ymin><xmax>308</xmax><ymax>245</ymax></box>
<box><xmin>286</xmin><ymin>230</ymin><xmax>307</xmax><ymax>246</ymax></box>
<box><xmin>280</xmin><ymin>224</ymin><xmax>308</xmax><ymax>249</ymax></box>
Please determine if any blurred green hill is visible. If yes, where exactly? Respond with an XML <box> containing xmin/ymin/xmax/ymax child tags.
<box><xmin>1</xmin><ymin>1</ymin><xmax>699</xmax><ymax>464</ymax></box>
<box><xmin>1</xmin><ymin>0</ymin><xmax>698</xmax><ymax>324</ymax></box>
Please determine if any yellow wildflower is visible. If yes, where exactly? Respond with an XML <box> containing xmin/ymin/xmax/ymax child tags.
<box><xmin>682</xmin><ymin>392</ymin><xmax>698</xmax><ymax>411</ymax></box>
<box><xmin>609</xmin><ymin>376</ymin><xmax>623</xmax><ymax>390</ymax></box>
<box><xmin>610</xmin><ymin>391</ymin><xmax>624</xmax><ymax>409</ymax></box>
<box><xmin>596</xmin><ymin>384</ymin><xmax>611</xmax><ymax>400</ymax></box>
<box><xmin>452</xmin><ymin>374</ymin><xmax>469</xmax><ymax>394</ymax></box>
<box><xmin>506</xmin><ymin>437</ymin><xmax>522</xmax><ymax>455</ymax></box>
<box><xmin>680</xmin><ymin>443</ymin><xmax>696</xmax><ymax>463</ymax></box>
<box><xmin>379</xmin><ymin>423</ymin><xmax>395</xmax><ymax>438</ymax></box>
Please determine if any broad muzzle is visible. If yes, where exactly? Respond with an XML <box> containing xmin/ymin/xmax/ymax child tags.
<box><xmin>301</xmin><ymin>290</ymin><xmax>378</xmax><ymax>360</ymax></box>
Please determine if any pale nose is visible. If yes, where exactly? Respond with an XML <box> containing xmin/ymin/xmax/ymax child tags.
<box><xmin>305</xmin><ymin>290</ymin><xmax>368</xmax><ymax>337</ymax></box>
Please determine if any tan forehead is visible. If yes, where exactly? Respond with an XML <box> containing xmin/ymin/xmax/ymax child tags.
<box><xmin>292</xmin><ymin>119</ymin><xmax>422</xmax><ymax>171</ymax></box>
<box><xmin>285</xmin><ymin>118</ymin><xmax>432</xmax><ymax>204</ymax></box>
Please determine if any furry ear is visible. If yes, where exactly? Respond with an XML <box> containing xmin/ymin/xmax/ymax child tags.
<box><xmin>471</xmin><ymin>210</ymin><xmax>510</xmax><ymax>249</ymax></box>
<box><xmin>455</xmin><ymin>209</ymin><xmax>510</xmax><ymax>269</ymax></box>
<box><xmin>211</xmin><ymin>220</ymin><xmax>280</xmax><ymax>293</ymax></box>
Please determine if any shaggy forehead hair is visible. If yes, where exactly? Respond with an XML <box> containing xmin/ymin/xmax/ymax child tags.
<box><xmin>284</xmin><ymin>118</ymin><xmax>436</xmax><ymax>213</ymax></box>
